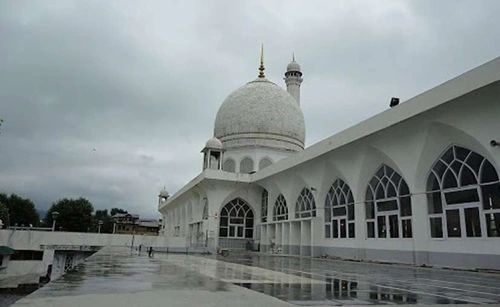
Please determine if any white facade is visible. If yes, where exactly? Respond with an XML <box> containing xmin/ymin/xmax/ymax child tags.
<box><xmin>159</xmin><ymin>56</ymin><xmax>500</xmax><ymax>270</ymax></box>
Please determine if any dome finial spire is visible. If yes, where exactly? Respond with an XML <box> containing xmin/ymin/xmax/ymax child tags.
<box><xmin>292</xmin><ymin>53</ymin><xmax>295</xmax><ymax>61</ymax></box>
<box><xmin>258</xmin><ymin>44</ymin><xmax>265</xmax><ymax>78</ymax></box>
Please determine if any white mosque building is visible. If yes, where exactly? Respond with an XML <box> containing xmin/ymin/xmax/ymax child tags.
<box><xmin>158</xmin><ymin>51</ymin><xmax>500</xmax><ymax>270</ymax></box>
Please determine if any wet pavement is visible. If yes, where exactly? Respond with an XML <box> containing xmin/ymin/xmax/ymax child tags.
<box><xmin>11</xmin><ymin>247</ymin><xmax>500</xmax><ymax>306</ymax></box>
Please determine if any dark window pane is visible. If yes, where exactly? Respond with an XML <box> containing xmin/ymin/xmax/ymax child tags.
<box><xmin>366</xmin><ymin>202</ymin><xmax>375</xmax><ymax>219</ymax></box>
<box><xmin>464</xmin><ymin>207</ymin><xmax>482</xmax><ymax>237</ymax></box>
<box><xmin>230</xmin><ymin>218</ymin><xmax>244</xmax><ymax>224</ymax></box>
<box><xmin>325</xmin><ymin>224</ymin><xmax>331</xmax><ymax>238</ymax></box>
<box><xmin>230</xmin><ymin>209</ymin><xmax>237</xmax><ymax>217</ymax></box>
<box><xmin>237</xmin><ymin>227</ymin><xmax>243</xmax><ymax>237</ymax></box>
<box><xmin>339</xmin><ymin>194</ymin><xmax>346</xmax><ymax>205</ymax></box>
<box><xmin>445</xmin><ymin>189</ymin><xmax>479</xmax><ymax>205</ymax></box>
<box><xmin>340</xmin><ymin>219</ymin><xmax>347</xmax><ymax>238</ymax></box>
<box><xmin>347</xmin><ymin>204</ymin><xmax>354</xmax><ymax>220</ymax></box>
<box><xmin>367</xmin><ymin>222</ymin><xmax>375</xmax><ymax>238</ymax></box>
<box><xmin>442</xmin><ymin>147</ymin><xmax>454</xmax><ymax>164</ymax></box>
<box><xmin>481</xmin><ymin>160</ymin><xmax>499</xmax><ymax>183</ymax></box>
<box><xmin>377</xmin><ymin>200</ymin><xmax>398</xmax><ymax>212</ymax></box>
<box><xmin>246</xmin><ymin>218</ymin><xmax>254</xmax><ymax>227</ymax></box>
<box><xmin>325</xmin><ymin>207</ymin><xmax>331</xmax><ymax>222</ymax></box>
<box><xmin>451</xmin><ymin>161</ymin><xmax>462</xmax><ymax>175</ymax></box>
<box><xmin>376</xmin><ymin>167</ymin><xmax>384</xmax><ymax>178</ymax></box>
<box><xmin>443</xmin><ymin>170</ymin><xmax>458</xmax><ymax>189</ymax></box>
<box><xmin>229</xmin><ymin>226</ymin><xmax>235</xmax><ymax>237</ymax></box>
<box><xmin>220</xmin><ymin>227</ymin><xmax>228</xmax><ymax>237</ymax></box>
<box><xmin>389</xmin><ymin>215</ymin><xmax>399</xmax><ymax>238</ymax></box>
<box><xmin>378</xmin><ymin>216</ymin><xmax>386</xmax><ymax>238</ymax></box>
<box><xmin>427</xmin><ymin>172</ymin><xmax>440</xmax><ymax>191</ymax></box>
<box><xmin>400</xmin><ymin>197</ymin><xmax>412</xmax><ymax>216</ymax></box>
<box><xmin>376</xmin><ymin>185</ymin><xmax>385</xmax><ymax>199</ymax></box>
<box><xmin>391</xmin><ymin>172</ymin><xmax>402</xmax><ymax>186</ymax></box>
<box><xmin>433</xmin><ymin>160</ymin><xmax>447</xmax><ymax>178</ymax></box>
<box><xmin>366</xmin><ymin>188</ymin><xmax>373</xmax><ymax>201</ymax></box>
<box><xmin>482</xmin><ymin>184</ymin><xmax>500</xmax><ymax>210</ymax></box>
<box><xmin>446</xmin><ymin>210</ymin><xmax>461</xmax><ymax>237</ymax></box>
<box><xmin>399</xmin><ymin>180</ymin><xmax>410</xmax><ymax>196</ymax></box>
<box><xmin>247</xmin><ymin>210</ymin><xmax>254</xmax><ymax>218</ymax></box>
<box><xmin>348</xmin><ymin>192</ymin><xmax>354</xmax><ymax>204</ymax></box>
<box><xmin>455</xmin><ymin>146</ymin><xmax>470</xmax><ymax>161</ymax></box>
<box><xmin>466</xmin><ymin>152</ymin><xmax>483</xmax><ymax>175</ymax></box>
<box><xmin>427</xmin><ymin>192</ymin><xmax>443</xmax><ymax>214</ymax></box>
<box><xmin>460</xmin><ymin>166</ymin><xmax>477</xmax><ymax>186</ymax></box>
<box><xmin>402</xmin><ymin>219</ymin><xmax>412</xmax><ymax>238</ymax></box>
<box><xmin>332</xmin><ymin>220</ymin><xmax>338</xmax><ymax>238</ymax></box>
<box><xmin>387</xmin><ymin>183</ymin><xmax>397</xmax><ymax>198</ymax></box>
<box><xmin>333</xmin><ymin>207</ymin><xmax>347</xmax><ymax>217</ymax></box>
<box><xmin>245</xmin><ymin>229</ymin><xmax>253</xmax><ymax>238</ymax></box>
<box><xmin>485</xmin><ymin>213</ymin><xmax>500</xmax><ymax>237</ymax></box>
<box><xmin>430</xmin><ymin>217</ymin><xmax>443</xmax><ymax>238</ymax></box>
<box><xmin>348</xmin><ymin>223</ymin><xmax>355</xmax><ymax>238</ymax></box>
<box><xmin>382</xmin><ymin>176</ymin><xmax>389</xmax><ymax>186</ymax></box>
<box><xmin>220</xmin><ymin>217</ymin><xmax>228</xmax><ymax>227</ymax></box>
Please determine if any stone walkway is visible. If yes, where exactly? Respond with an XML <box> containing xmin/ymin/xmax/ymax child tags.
<box><xmin>10</xmin><ymin>247</ymin><xmax>500</xmax><ymax>307</ymax></box>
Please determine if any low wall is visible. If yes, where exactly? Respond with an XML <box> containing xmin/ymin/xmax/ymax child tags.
<box><xmin>0</xmin><ymin>230</ymin><xmax>167</xmax><ymax>281</ymax></box>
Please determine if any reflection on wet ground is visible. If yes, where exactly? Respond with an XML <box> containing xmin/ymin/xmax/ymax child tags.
<box><xmin>215</xmin><ymin>253</ymin><xmax>500</xmax><ymax>305</ymax></box>
<box><xmin>29</xmin><ymin>248</ymin><xmax>227</xmax><ymax>299</ymax></box>
<box><xmin>24</xmin><ymin>247</ymin><xmax>500</xmax><ymax>306</ymax></box>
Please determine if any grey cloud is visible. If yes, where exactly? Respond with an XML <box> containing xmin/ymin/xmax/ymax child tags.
<box><xmin>1</xmin><ymin>0</ymin><xmax>499</xmax><ymax>218</ymax></box>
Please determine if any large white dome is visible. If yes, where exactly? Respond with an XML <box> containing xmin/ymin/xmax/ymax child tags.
<box><xmin>214</xmin><ymin>77</ymin><xmax>305</xmax><ymax>152</ymax></box>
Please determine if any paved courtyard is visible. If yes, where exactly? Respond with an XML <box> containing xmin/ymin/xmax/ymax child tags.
<box><xmin>11</xmin><ymin>247</ymin><xmax>500</xmax><ymax>306</ymax></box>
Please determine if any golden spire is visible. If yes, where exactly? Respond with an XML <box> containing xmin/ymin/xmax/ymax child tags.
<box><xmin>258</xmin><ymin>44</ymin><xmax>265</xmax><ymax>78</ymax></box>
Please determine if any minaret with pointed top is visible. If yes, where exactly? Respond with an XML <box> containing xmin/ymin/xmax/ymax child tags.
<box><xmin>284</xmin><ymin>54</ymin><xmax>303</xmax><ymax>105</ymax></box>
<box><xmin>258</xmin><ymin>44</ymin><xmax>265</xmax><ymax>78</ymax></box>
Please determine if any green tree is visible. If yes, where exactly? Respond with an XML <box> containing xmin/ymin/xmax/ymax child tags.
<box><xmin>44</xmin><ymin>198</ymin><xmax>94</xmax><ymax>232</ymax></box>
<box><xmin>0</xmin><ymin>201</ymin><xmax>10</xmax><ymax>228</ymax></box>
<box><xmin>92</xmin><ymin>209</ymin><xmax>113</xmax><ymax>233</ymax></box>
<box><xmin>110</xmin><ymin>208</ymin><xmax>127</xmax><ymax>216</ymax></box>
<box><xmin>0</xmin><ymin>193</ymin><xmax>39</xmax><ymax>226</ymax></box>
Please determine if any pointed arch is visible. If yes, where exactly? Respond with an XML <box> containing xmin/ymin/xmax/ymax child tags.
<box><xmin>295</xmin><ymin>188</ymin><xmax>316</xmax><ymax>218</ymax></box>
<box><xmin>273</xmin><ymin>194</ymin><xmax>288</xmax><ymax>221</ymax></box>
<box><xmin>325</xmin><ymin>179</ymin><xmax>355</xmax><ymax>239</ymax></box>
<box><xmin>365</xmin><ymin>164</ymin><xmax>412</xmax><ymax>239</ymax></box>
<box><xmin>223</xmin><ymin>158</ymin><xmax>236</xmax><ymax>172</ymax></box>
<box><xmin>239</xmin><ymin>157</ymin><xmax>254</xmax><ymax>173</ymax></box>
<box><xmin>219</xmin><ymin>198</ymin><xmax>254</xmax><ymax>238</ymax></box>
<box><xmin>427</xmin><ymin>145</ymin><xmax>500</xmax><ymax>238</ymax></box>
<box><xmin>259</xmin><ymin>157</ymin><xmax>273</xmax><ymax>170</ymax></box>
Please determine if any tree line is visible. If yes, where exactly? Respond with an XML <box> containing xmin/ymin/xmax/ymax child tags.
<box><xmin>0</xmin><ymin>192</ymin><xmax>128</xmax><ymax>233</ymax></box>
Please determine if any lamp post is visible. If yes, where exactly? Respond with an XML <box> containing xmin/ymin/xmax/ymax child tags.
<box><xmin>98</xmin><ymin>220</ymin><xmax>103</xmax><ymax>234</ymax></box>
<box><xmin>51</xmin><ymin>211</ymin><xmax>59</xmax><ymax>231</ymax></box>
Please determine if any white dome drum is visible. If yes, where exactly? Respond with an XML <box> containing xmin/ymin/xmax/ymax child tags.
<box><xmin>214</xmin><ymin>77</ymin><xmax>305</xmax><ymax>152</ymax></box>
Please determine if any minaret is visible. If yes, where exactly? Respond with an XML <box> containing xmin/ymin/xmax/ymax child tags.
<box><xmin>284</xmin><ymin>54</ymin><xmax>303</xmax><ymax>105</ymax></box>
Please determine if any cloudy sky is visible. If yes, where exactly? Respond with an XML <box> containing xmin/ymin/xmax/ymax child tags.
<box><xmin>1</xmin><ymin>0</ymin><xmax>499</xmax><ymax>218</ymax></box>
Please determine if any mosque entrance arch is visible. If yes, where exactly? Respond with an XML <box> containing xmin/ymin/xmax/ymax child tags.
<box><xmin>218</xmin><ymin>198</ymin><xmax>255</xmax><ymax>249</ymax></box>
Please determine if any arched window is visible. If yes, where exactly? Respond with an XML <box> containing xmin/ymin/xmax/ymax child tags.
<box><xmin>223</xmin><ymin>159</ymin><xmax>235</xmax><ymax>172</ymax></box>
<box><xmin>366</xmin><ymin>164</ymin><xmax>412</xmax><ymax>239</ymax></box>
<box><xmin>325</xmin><ymin>179</ymin><xmax>355</xmax><ymax>239</ymax></box>
<box><xmin>427</xmin><ymin>145</ymin><xmax>500</xmax><ymax>238</ymax></box>
<box><xmin>219</xmin><ymin>198</ymin><xmax>254</xmax><ymax>238</ymax></box>
<box><xmin>261</xmin><ymin>189</ymin><xmax>268</xmax><ymax>223</ymax></box>
<box><xmin>240</xmin><ymin>157</ymin><xmax>254</xmax><ymax>173</ymax></box>
<box><xmin>295</xmin><ymin>188</ymin><xmax>316</xmax><ymax>218</ymax></box>
<box><xmin>259</xmin><ymin>158</ymin><xmax>273</xmax><ymax>170</ymax></box>
<box><xmin>273</xmin><ymin>194</ymin><xmax>288</xmax><ymax>221</ymax></box>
